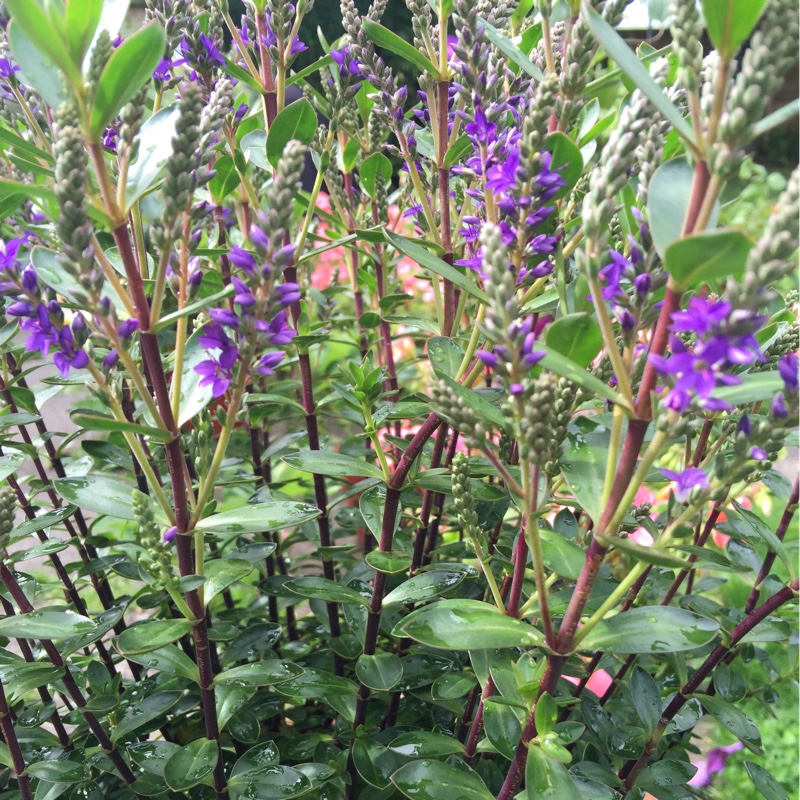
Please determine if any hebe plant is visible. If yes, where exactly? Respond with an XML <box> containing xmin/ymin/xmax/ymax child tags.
<box><xmin>0</xmin><ymin>0</ymin><xmax>795</xmax><ymax>798</ymax></box>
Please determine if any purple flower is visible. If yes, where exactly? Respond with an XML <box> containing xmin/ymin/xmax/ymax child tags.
<box><xmin>195</xmin><ymin>323</ymin><xmax>238</xmax><ymax>397</ymax></box>
<box><xmin>771</xmin><ymin>393</ymin><xmax>788</xmax><ymax>418</ymax></box>
<box><xmin>181</xmin><ymin>35</ymin><xmax>226</xmax><ymax>69</ymax></box>
<box><xmin>330</xmin><ymin>47</ymin><xmax>360</xmax><ymax>80</ymax></box>
<box><xmin>231</xmin><ymin>276</ymin><xmax>255</xmax><ymax>308</ymax></box>
<box><xmin>477</xmin><ymin>350</ymin><xmax>499</xmax><ymax>368</ymax></box>
<box><xmin>234</xmin><ymin>102</ymin><xmax>248</xmax><ymax>121</ymax></box>
<box><xmin>103</xmin><ymin>127</ymin><xmax>118</xmax><ymax>152</ymax></box>
<box><xmin>464</xmin><ymin>107</ymin><xmax>497</xmax><ymax>144</ymax></box>
<box><xmin>670</xmin><ymin>298</ymin><xmax>731</xmax><ymax>337</ymax></box>
<box><xmin>6</xmin><ymin>300</ymin><xmax>36</xmax><ymax>317</ymax></box>
<box><xmin>153</xmin><ymin>58</ymin><xmax>173</xmax><ymax>82</ymax></box>
<box><xmin>229</xmin><ymin>245</ymin><xmax>257</xmax><ymax>274</ymax></box>
<box><xmin>103</xmin><ymin>350</ymin><xmax>120</xmax><ymax>370</ymax></box>
<box><xmin>659</xmin><ymin>466</ymin><xmax>710</xmax><ymax>503</ymax></box>
<box><xmin>0</xmin><ymin>238</ymin><xmax>21</xmax><ymax>270</ymax></box>
<box><xmin>21</xmin><ymin>264</ymin><xmax>37</xmax><ymax>293</ymax></box>
<box><xmin>485</xmin><ymin>147</ymin><xmax>520</xmax><ymax>194</ymax></box>
<box><xmin>778</xmin><ymin>352</ymin><xmax>798</xmax><ymax>392</ymax></box>
<box><xmin>53</xmin><ymin>327</ymin><xmax>89</xmax><ymax>378</ymax></box>
<box><xmin>117</xmin><ymin>319</ymin><xmax>139</xmax><ymax>339</ymax></box>
<box><xmin>163</xmin><ymin>526</ymin><xmax>178</xmax><ymax>545</ymax></box>
<box><xmin>259</xmin><ymin>312</ymin><xmax>295</xmax><ymax>347</ymax></box>
<box><xmin>209</xmin><ymin>308</ymin><xmax>241</xmax><ymax>329</ymax></box>
<box><xmin>688</xmin><ymin>742</ymin><xmax>744</xmax><ymax>788</ymax></box>
<box><xmin>255</xmin><ymin>351</ymin><xmax>285</xmax><ymax>376</ymax></box>
<box><xmin>20</xmin><ymin>304</ymin><xmax>56</xmax><ymax>355</ymax></box>
<box><xmin>275</xmin><ymin>282</ymin><xmax>301</xmax><ymax>307</ymax></box>
<box><xmin>0</xmin><ymin>59</ymin><xmax>19</xmax><ymax>79</ymax></box>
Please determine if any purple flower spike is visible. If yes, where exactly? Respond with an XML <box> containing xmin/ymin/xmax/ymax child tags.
<box><xmin>6</xmin><ymin>301</ymin><xmax>35</xmax><ymax>317</ymax></box>
<box><xmin>477</xmin><ymin>350</ymin><xmax>499</xmax><ymax>369</ymax></box>
<box><xmin>210</xmin><ymin>308</ymin><xmax>241</xmax><ymax>329</ymax></box>
<box><xmin>778</xmin><ymin>352</ymin><xmax>798</xmax><ymax>392</ymax></box>
<box><xmin>117</xmin><ymin>319</ymin><xmax>139</xmax><ymax>339</ymax></box>
<box><xmin>163</xmin><ymin>526</ymin><xmax>178</xmax><ymax>545</ymax></box>
<box><xmin>103</xmin><ymin>350</ymin><xmax>120</xmax><ymax>370</ymax></box>
<box><xmin>276</xmin><ymin>283</ymin><xmax>301</xmax><ymax>306</ymax></box>
<box><xmin>255</xmin><ymin>351</ymin><xmax>285</xmax><ymax>376</ymax></box>
<box><xmin>229</xmin><ymin>245</ymin><xmax>257</xmax><ymax>274</ymax></box>
<box><xmin>659</xmin><ymin>466</ymin><xmax>710</xmax><ymax>503</ymax></box>
<box><xmin>21</xmin><ymin>265</ymin><xmax>38</xmax><ymax>293</ymax></box>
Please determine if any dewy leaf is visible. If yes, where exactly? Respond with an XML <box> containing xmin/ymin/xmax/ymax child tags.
<box><xmin>428</xmin><ymin>336</ymin><xmax>466</xmax><ymax>378</ymax></box>
<box><xmin>0</xmin><ymin>610</ymin><xmax>96</xmax><ymax>640</ymax></box>
<box><xmin>545</xmin><ymin>313</ymin><xmax>602</xmax><ymax>368</ymax></box>
<box><xmin>213</xmin><ymin>660</ymin><xmax>305</xmax><ymax>687</ymax></box>
<box><xmin>383</xmin><ymin>570</ymin><xmax>468</xmax><ymax>606</ymax></box>
<box><xmin>392</xmin><ymin>759</ymin><xmax>494</xmax><ymax>800</ymax></box>
<box><xmin>579</xmin><ymin>607</ymin><xmax>719</xmax><ymax>654</ymax></box>
<box><xmin>664</xmin><ymin>229</ymin><xmax>754</xmax><ymax>291</ymax></box>
<box><xmin>596</xmin><ymin>533</ymin><xmax>693</xmax><ymax>569</ymax></box>
<box><xmin>355</xmin><ymin>653</ymin><xmax>403</xmax><ymax>691</ymax></box>
<box><xmin>124</xmin><ymin>645</ymin><xmax>200</xmax><ymax>683</ymax></box>
<box><xmin>91</xmin><ymin>23</ymin><xmax>167</xmax><ymax>137</ymax></box>
<box><xmin>282</xmin><ymin>450</ymin><xmax>384</xmax><ymax>481</ymax></box>
<box><xmin>647</xmin><ymin>157</ymin><xmax>720</xmax><ymax>256</ymax></box>
<box><xmin>111</xmin><ymin>690</ymin><xmax>183</xmax><ymax>742</ymax></box>
<box><xmin>694</xmin><ymin>694</ymin><xmax>762</xmax><ymax>752</ymax></box>
<box><xmin>393</xmin><ymin>599</ymin><xmax>545</xmax><ymax>650</ymax></box>
<box><xmin>54</xmin><ymin>475</ymin><xmax>162</xmax><ymax>522</ymax></box>
<box><xmin>744</xmin><ymin>761</ymin><xmax>791</xmax><ymax>800</ymax></box>
<box><xmin>362</xmin><ymin>19</ymin><xmax>438</xmax><ymax>75</ymax></box>
<box><xmin>560</xmin><ymin>418</ymin><xmax>611</xmax><ymax>524</ymax></box>
<box><xmin>712</xmin><ymin>372</ymin><xmax>783</xmax><ymax>406</ymax></box>
<box><xmin>583</xmin><ymin>6</ymin><xmax>696</xmax><ymax>149</ymax></box>
<box><xmin>7</xmin><ymin>21</ymin><xmax>66</xmax><ymax>108</ymax></box>
<box><xmin>537</xmin><ymin>346</ymin><xmax>627</xmax><ymax>409</ymax></box>
<box><xmin>203</xmin><ymin>559</ymin><xmax>254</xmax><ymax>604</ymax></box>
<box><xmin>360</xmin><ymin>152</ymin><xmax>392</xmax><ymax>200</ymax></box>
<box><xmin>283</xmin><ymin>576</ymin><xmax>371</xmax><ymax>607</ymax></box>
<box><xmin>266</xmin><ymin>98</ymin><xmax>317</xmax><ymax>167</ymax></box>
<box><xmin>385</xmin><ymin>230</ymin><xmax>490</xmax><ymax>304</ymax></box>
<box><xmin>116</xmin><ymin>619</ymin><xmax>194</xmax><ymax>655</ymax></box>
<box><xmin>70</xmin><ymin>408</ymin><xmax>174</xmax><ymax>443</ymax></box>
<box><xmin>164</xmin><ymin>738</ymin><xmax>219</xmax><ymax>792</ymax></box>
<box><xmin>700</xmin><ymin>0</ymin><xmax>768</xmax><ymax>59</ymax></box>
<box><xmin>525</xmin><ymin>743</ymin><xmax>581</xmax><ymax>800</ymax></box>
<box><xmin>197</xmin><ymin>501</ymin><xmax>321</xmax><ymax>534</ymax></box>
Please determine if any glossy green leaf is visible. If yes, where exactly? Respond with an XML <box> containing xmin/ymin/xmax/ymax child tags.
<box><xmin>389</xmin><ymin>732</ymin><xmax>466</xmax><ymax>757</ymax></box>
<box><xmin>636</xmin><ymin>759</ymin><xmax>698</xmax><ymax>791</ymax></box>
<box><xmin>664</xmin><ymin>229</ymin><xmax>753</xmax><ymax>291</ymax></box>
<box><xmin>596</xmin><ymin>533</ymin><xmax>692</xmax><ymax>569</ymax></box>
<box><xmin>539</xmin><ymin>528</ymin><xmax>585</xmax><ymax>580</ymax></box>
<box><xmin>8</xmin><ymin>20</ymin><xmax>69</xmax><ymax>108</ymax></box>
<box><xmin>630</xmin><ymin>666</ymin><xmax>662</xmax><ymax>734</ymax></box>
<box><xmin>545</xmin><ymin>313</ymin><xmax>602</xmax><ymax>368</ymax></box>
<box><xmin>91</xmin><ymin>24</ymin><xmax>166</xmax><ymax>136</ymax></box>
<box><xmin>383</xmin><ymin>570</ymin><xmax>467</xmax><ymax>606</ymax></box>
<box><xmin>538</xmin><ymin>346</ymin><xmax>627</xmax><ymax>408</ymax></box>
<box><xmin>362</xmin><ymin>19</ymin><xmax>437</xmax><ymax>75</ymax></box>
<box><xmin>355</xmin><ymin>652</ymin><xmax>402</xmax><ymax>690</ymax></box>
<box><xmin>65</xmin><ymin>0</ymin><xmax>103</xmax><ymax>65</ymax></box>
<box><xmin>360</xmin><ymin>152</ymin><xmax>392</xmax><ymax>199</ymax></box>
<box><xmin>0</xmin><ymin>663</ymin><xmax>63</xmax><ymax>698</ymax></box>
<box><xmin>164</xmin><ymin>738</ymin><xmax>219</xmax><ymax>792</ymax></box>
<box><xmin>111</xmin><ymin>691</ymin><xmax>183</xmax><ymax>742</ymax></box>
<box><xmin>282</xmin><ymin>450</ymin><xmax>384</xmax><ymax>480</ymax></box>
<box><xmin>204</xmin><ymin>559</ymin><xmax>254</xmax><ymax>604</ymax></box>
<box><xmin>266</xmin><ymin>98</ymin><xmax>317</xmax><ymax>167</ymax></box>
<box><xmin>241</xmin><ymin>129</ymin><xmax>268</xmax><ymax>169</ymax></box>
<box><xmin>647</xmin><ymin>157</ymin><xmax>720</xmax><ymax>256</ymax></box>
<box><xmin>0</xmin><ymin>452</ymin><xmax>24</xmax><ymax>482</ymax></box>
<box><xmin>229</xmin><ymin>764</ymin><xmax>312</xmax><ymax>798</ymax></box>
<box><xmin>579</xmin><ymin>606</ymin><xmax>719</xmax><ymax>654</ymax></box>
<box><xmin>716</xmin><ymin>502</ymin><xmax>792</xmax><ymax>575</ymax></box>
<box><xmin>213</xmin><ymin>660</ymin><xmax>305</xmax><ymax>687</ymax></box>
<box><xmin>0</xmin><ymin>610</ymin><xmax>95</xmax><ymax>640</ymax></box>
<box><xmin>700</xmin><ymin>0</ymin><xmax>768</xmax><ymax>58</ymax></box>
<box><xmin>482</xmin><ymin>21</ymin><xmax>544</xmax><ymax>80</ymax></box>
<box><xmin>385</xmin><ymin>230</ymin><xmax>490</xmax><ymax>304</ymax></box>
<box><xmin>197</xmin><ymin>501</ymin><xmax>321</xmax><ymax>533</ymax></box>
<box><xmin>9</xmin><ymin>505</ymin><xmax>76</xmax><ymax>541</ymax></box>
<box><xmin>54</xmin><ymin>476</ymin><xmax>159</xmax><ymax>522</ymax></box>
<box><xmin>125</xmin><ymin>645</ymin><xmax>200</xmax><ymax>683</ymax></box>
<box><xmin>70</xmin><ymin>408</ymin><xmax>174</xmax><ymax>442</ymax></box>
<box><xmin>352</xmin><ymin>739</ymin><xmax>398</xmax><ymax>789</ymax></box>
<box><xmin>428</xmin><ymin>336</ymin><xmax>465</xmax><ymax>378</ymax></box>
<box><xmin>484</xmin><ymin>699</ymin><xmax>522</xmax><ymax>760</ymax></box>
<box><xmin>364</xmin><ymin>550</ymin><xmax>412</xmax><ymax>574</ymax></box>
<box><xmin>525</xmin><ymin>743</ymin><xmax>581</xmax><ymax>800</ymax></box>
<box><xmin>128</xmin><ymin>741</ymin><xmax>181</xmax><ymax>776</ymax></box>
<box><xmin>209</xmin><ymin>154</ymin><xmax>241</xmax><ymax>203</ymax></box>
<box><xmin>125</xmin><ymin>103</ymin><xmax>180</xmax><ymax>207</ymax></box>
<box><xmin>394</xmin><ymin>599</ymin><xmax>545</xmax><ymax>650</ymax></box>
<box><xmin>695</xmin><ymin>693</ymin><xmax>762</xmax><ymax>752</ymax></box>
<box><xmin>436</xmin><ymin>373</ymin><xmax>507</xmax><ymax>428</ymax></box>
<box><xmin>392</xmin><ymin>759</ymin><xmax>493</xmax><ymax>800</ymax></box>
<box><xmin>744</xmin><ymin>761</ymin><xmax>790</xmax><ymax>800</ymax></box>
<box><xmin>27</xmin><ymin>760</ymin><xmax>90</xmax><ymax>784</ymax></box>
<box><xmin>583</xmin><ymin>7</ymin><xmax>695</xmax><ymax>147</ymax></box>
<box><xmin>544</xmin><ymin>133</ymin><xmax>583</xmax><ymax>200</ymax></box>
<box><xmin>560</xmin><ymin>419</ymin><xmax>610</xmax><ymax>524</ymax></box>
<box><xmin>116</xmin><ymin>619</ymin><xmax>194</xmax><ymax>655</ymax></box>
<box><xmin>284</xmin><ymin>576</ymin><xmax>370</xmax><ymax>606</ymax></box>
<box><xmin>272</xmin><ymin>668</ymin><xmax>358</xmax><ymax>697</ymax></box>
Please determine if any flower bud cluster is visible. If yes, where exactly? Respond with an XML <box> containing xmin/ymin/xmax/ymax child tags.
<box><xmin>669</xmin><ymin>0</ymin><xmax>703</xmax><ymax>92</ymax></box>
<box><xmin>516</xmin><ymin>373</ymin><xmax>572</xmax><ymax>472</ymax></box>
<box><xmin>451</xmin><ymin>452</ymin><xmax>480</xmax><ymax>543</ymax></box>
<box><xmin>0</xmin><ymin>484</ymin><xmax>16</xmax><ymax>554</ymax></box>
<box><xmin>134</xmin><ymin>491</ymin><xmax>175</xmax><ymax>587</ymax></box>
<box><xmin>431</xmin><ymin>380</ymin><xmax>488</xmax><ymax>449</ymax></box>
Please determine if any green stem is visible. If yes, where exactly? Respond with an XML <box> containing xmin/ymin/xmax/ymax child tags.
<box><xmin>601</xmin><ymin>404</ymin><xmax>625</xmax><ymax>508</ymax></box>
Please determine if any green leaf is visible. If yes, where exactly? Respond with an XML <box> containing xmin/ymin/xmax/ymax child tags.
<box><xmin>53</xmin><ymin>476</ymin><xmax>160</xmax><ymax>522</ymax></box>
<box><xmin>525</xmin><ymin>743</ymin><xmax>581</xmax><ymax>800</ymax></box>
<box><xmin>197</xmin><ymin>501</ymin><xmax>322</xmax><ymax>533</ymax></box>
<box><xmin>27</xmin><ymin>760</ymin><xmax>90</xmax><ymax>784</ymax></box>
<box><xmin>389</xmin><ymin>732</ymin><xmax>466</xmax><ymax>758</ymax></box>
<box><xmin>700</xmin><ymin>0</ymin><xmax>768</xmax><ymax>58</ymax></box>
<box><xmin>0</xmin><ymin>452</ymin><xmax>24</xmax><ymax>482</ymax></box>
<box><xmin>596</xmin><ymin>533</ymin><xmax>692</xmax><ymax>569</ymax></box>
<box><xmin>545</xmin><ymin>314</ymin><xmax>602</xmax><ymax>368</ymax></box>
<box><xmin>647</xmin><ymin>157</ymin><xmax>720</xmax><ymax>256</ymax></box>
<box><xmin>164</xmin><ymin>738</ymin><xmax>219</xmax><ymax>792</ymax></box>
<box><xmin>538</xmin><ymin>346</ymin><xmax>626</xmax><ymax>408</ymax></box>
<box><xmin>365</xmin><ymin>550</ymin><xmax>412</xmax><ymax>574</ymax></box>
<box><xmin>208</xmin><ymin>154</ymin><xmax>241</xmax><ymax>203</ymax></box>
<box><xmin>436</xmin><ymin>373</ymin><xmax>507</xmax><ymax>428</ymax></box>
<box><xmin>538</xmin><ymin>528</ymin><xmax>585</xmax><ymax>580</ymax></box>
<box><xmin>362</xmin><ymin>19</ymin><xmax>437</xmax><ymax>75</ymax></box>
<box><xmin>154</xmin><ymin>285</ymin><xmax>236</xmax><ymax>335</ymax></box>
<box><xmin>0</xmin><ymin>610</ymin><xmax>95</xmax><ymax>640</ymax></box>
<box><xmin>719</xmin><ymin>501</ymin><xmax>792</xmax><ymax>576</ymax></box>
<box><xmin>443</xmin><ymin>135</ymin><xmax>472</xmax><ymax>169</ymax></box>
<box><xmin>664</xmin><ymin>229</ymin><xmax>754</xmax><ymax>291</ymax></box>
<box><xmin>383</xmin><ymin>570</ymin><xmax>468</xmax><ymax>606</ymax></box>
<box><xmin>360</xmin><ymin>152</ymin><xmax>392</xmax><ymax>200</ymax></box>
<box><xmin>266</xmin><ymin>98</ymin><xmax>317</xmax><ymax>167</ymax></box>
<box><xmin>534</xmin><ymin>692</ymin><xmax>557</xmax><ymax>736</ymax></box>
<box><xmin>543</xmin><ymin>133</ymin><xmax>583</xmax><ymax>200</ymax></box>
<box><xmin>272</xmin><ymin>668</ymin><xmax>359</xmax><ymax>697</ymax></box>
<box><xmin>0</xmin><ymin>663</ymin><xmax>63</xmax><ymax>698</ymax></box>
<box><xmin>4</xmin><ymin>2</ymin><xmax>80</xmax><ymax>85</ymax></box>
<box><xmin>70</xmin><ymin>408</ymin><xmax>174</xmax><ymax>442</ymax></box>
<box><xmin>393</xmin><ymin>599</ymin><xmax>545</xmax><ymax>650</ymax></box>
<box><xmin>579</xmin><ymin>606</ymin><xmax>719</xmax><ymax>654</ymax></box>
<box><xmin>91</xmin><ymin>23</ymin><xmax>166</xmax><ymax>137</ymax></box>
<box><xmin>583</xmin><ymin>6</ymin><xmax>696</xmax><ymax>148</ymax></box>
<box><xmin>125</xmin><ymin>103</ymin><xmax>181</xmax><ymax>208</ymax></box>
<box><xmin>481</xmin><ymin>21</ymin><xmax>544</xmax><ymax>81</ymax></box>
<box><xmin>65</xmin><ymin>0</ymin><xmax>103</xmax><ymax>65</ymax></box>
<box><xmin>116</xmin><ymin>619</ymin><xmax>194</xmax><ymax>655</ymax></box>
<box><xmin>428</xmin><ymin>336</ymin><xmax>465</xmax><ymax>378</ymax></box>
<box><xmin>128</xmin><ymin>741</ymin><xmax>181</xmax><ymax>776</ymax></box>
<box><xmin>744</xmin><ymin>761</ymin><xmax>790</xmax><ymax>800</ymax></box>
<box><xmin>228</xmin><ymin>765</ymin><xmax>312</xmax><ymax>798</ymax></box>
<box><xmin>694</xmin><ymin>693</ymin><xmax>762</xmax><ymax>752</ymax></box>
<box><xmin>283</xmin><ymin>576</ymin><xmax>370</xmax><ymax>607</ymax></box>
<box><xmin>204</xmin><ymin>559</ymin><xmax>253</xmax><ymax>604</ymax></box>
<box><xmin>392</xmin><ymin>759</ymin><xmax>493</xmax><ymax>800</ymax></box>
<box><xmin>630</xmin><ymin>666</ymin><xmax>662</xmax><ymax>734</ymax></box>
<box><xmin>560</xmin><ymin>419</ymin><xmax>611</xmax><ymax>524</ymax></box>
<box><xmin>636</xmin><ymin>759</ymin><xmax>698</xmax><ymax>791</ymax></box>
<box><xmin>282</xmin><ymin>450</ymin><xmax>384</xmax><ymax>480</ymax></box>
<box><xmin>214</xmin><ymin>659</ymin><xmax>305</xmax><ymax>687</ymax></box>
<box><xmin>241</xmin><ymin>129</ymin><xmax>268</xmax><ymax>169</ymax></box>
<box><xmin>752</xmin><ymin>98</ymin><xmax>800</xmax><ymax>139</ymax></box>
<box><xmin>384</xmin><ymin>230</ymin><xmax>490</xmax><ymax>305</ymax></box>
<box><xmin>111</xmin><ymin>691</ymin><xmax>183</xmax><ymax>742</ymax></box>
<box><xmin>712</xmin><ymin>372</ymin><xmax>784</xmax><ymax>406</ymax></box>
<box><xmin>125</xmin><ymin>645</ymin><xmax>200</xmax><ymax>683</ymax></box>
<box><xmin>8</xmin><ymin>20</ymin><xmax>68</xmax><ymax>108</ymax></box>
<box><xmin>355</xmin><ymin>652</ymin><xmax>403</xmax><ymax>690</ymax></box>
<box><xmin>484</xmin><ymin>699</ymin><xmax>522</xmax><ymax>760</ymax></box>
